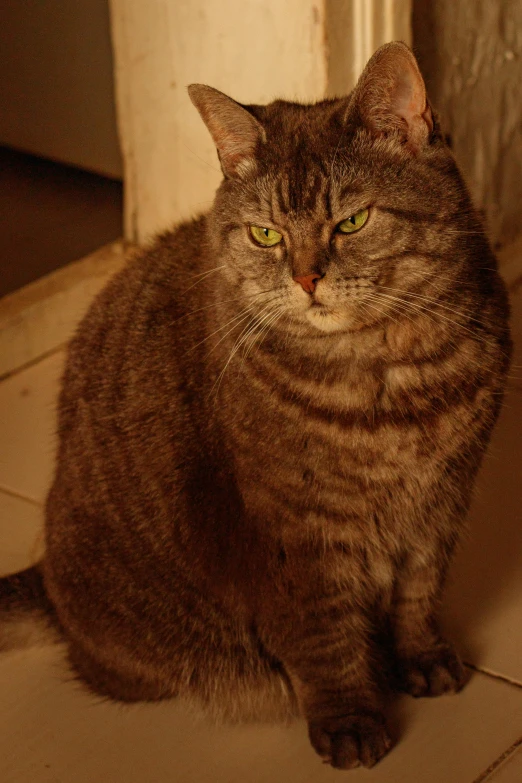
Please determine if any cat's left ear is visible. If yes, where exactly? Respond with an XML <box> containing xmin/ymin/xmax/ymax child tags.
<box><xmin>349</xmin><ymin>41</ymin><xmax>434</xmax><ymax>152</ymax></box>
<box><xmin>188</xmin><ymin>84</ymin><xmax>266</xmax><ymax>178</ymax></box>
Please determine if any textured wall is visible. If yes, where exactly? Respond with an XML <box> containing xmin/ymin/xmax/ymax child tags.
<box><xmin>413</xmin><ymin>1</ymin><xmax>522</xmax><ymax>247</ymax></box>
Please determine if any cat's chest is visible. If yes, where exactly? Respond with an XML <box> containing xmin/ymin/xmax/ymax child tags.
<box><xmin>228</xmin><ymin>343</ymin><xmax>476</xmax><ymax>446</ymax></box>
<box><xmin>222</xmin><ymin>341</ymin><xmax>489</xmax><ymax>515</ymax></box>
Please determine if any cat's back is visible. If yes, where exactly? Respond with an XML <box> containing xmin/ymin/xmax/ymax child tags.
<box><xmin>59</xmin><ymin>215</ymin><xmax>210</xmax><ymax>420</ymax></box>
<box><xmin>43</xmin><ymin>214</ymin><xmax>249</xmax><ymax>666</ymax></box>
<box><xmin>49</xmin><ymin>214</ymin><xmax>215</xmax><ymax>530</ymax></box>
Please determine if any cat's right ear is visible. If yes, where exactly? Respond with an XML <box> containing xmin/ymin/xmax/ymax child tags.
<box><xmin>188</xmin><ymin>85</ymin><xmax>266</xmax><ymax>179</ymax></box>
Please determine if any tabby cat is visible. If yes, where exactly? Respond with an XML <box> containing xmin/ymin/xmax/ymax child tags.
<box><xmin>0</xmin><ymin>42</ymin><xmax>511</xmax><ymax>770</ymax></box>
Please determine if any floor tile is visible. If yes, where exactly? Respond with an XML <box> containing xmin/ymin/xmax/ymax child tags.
<box><xmin>0</xmin><ymin>490</ymin><xmax>43</xmax><ymax>576</ymax></box>
<box><xmin>441</xmin><ymin>379</ymin><xmax>522</xmax><ymax>685</ymax></box>
<box><xmin>486</xmin><ymin>744</ymin><xmax>522</xmax><ymax>782</ymax></box>
<box><xmin>0</xmin><ymin>650</ymin><xmax>521</xmax><ymax>783</ymax></box>
<box><xmin>0</xmin><ymin>351</ymin><xmax>64</xmax><ymax>503</ymax></box>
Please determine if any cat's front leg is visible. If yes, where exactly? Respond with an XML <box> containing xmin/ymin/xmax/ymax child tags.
<box><xmin>388</xmin><ymin>548</ymin><xmax>470</xmax><ymax>697</ymax></box>
<box><xmin>259</xmin><ymin>598</ymin><xmax>392</xmax><ymax>769</ymax></box>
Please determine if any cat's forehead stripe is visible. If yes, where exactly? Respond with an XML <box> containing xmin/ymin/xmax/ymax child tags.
<box><xmin>271</xmin><ymin>167</ymin><xmax>334</xmax><ymax>223</ymax></box>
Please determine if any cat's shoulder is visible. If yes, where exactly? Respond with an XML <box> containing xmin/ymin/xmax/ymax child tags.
<box><xmin>67</xmin><ymin>214</ymin><xmax>209</xmax><ymax>361</ymax></box>
<box><xmin>85</xmin><ymin>214</ymin><xmax>208</xmax><ymax>310</ymax></box>
<box><xmin>143</xmin><ymin>213</ymin><xmax>209</xmax><ymax>271</ymax></box>
<box><xmin>125</xmin><ymin>213</ymin><xmax>209</xmax><ymax>287</ymax></box>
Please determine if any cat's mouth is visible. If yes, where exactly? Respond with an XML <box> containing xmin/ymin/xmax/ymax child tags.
<box><xmin>303</xmin><ymin>295</ymin><xmax>375</xmax><ymax>334</ymax></box>
<box><xmin>304</xmin><ymin>300</ymin><xmax>347</xmax><ymax>332</ymax></box>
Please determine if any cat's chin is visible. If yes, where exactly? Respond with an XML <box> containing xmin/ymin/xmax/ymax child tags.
<box><xmin>304</xmin><ymin>307</ymin><xmax>351</xmax><ymax>333</ymax></box>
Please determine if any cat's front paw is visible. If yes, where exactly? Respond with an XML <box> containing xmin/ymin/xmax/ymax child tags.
<box><xmin>308</xmin><ymin>711</ymin><xmax>392</xmax><ymax>770</ymax></box>
<box><xmin>394</xmin><ymin>643</ymin><xmax>470</xmax><ymax>697</ymax></box>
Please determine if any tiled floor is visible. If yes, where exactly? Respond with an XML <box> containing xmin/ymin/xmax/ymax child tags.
<box><xmin>0</xmin><ymin>276</ymin><xmax>521</xmax><ymax>781</ymax></box>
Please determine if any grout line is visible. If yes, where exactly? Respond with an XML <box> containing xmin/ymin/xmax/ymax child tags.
<box><xmin>464</xmin><ymin>662</ymin><xmax>522</xmax><ymax>690</ymax></box>
<box><xmin>472</xmin><ymin>736</ymin><xmax>522</xmax><ymax>783</ymax></box>
<box><xmin>0</xmin><ymin>343</ymin><xmax>67</xmax><ymax>384</ymax></box>
<box><xmin>0</xmin><ymin>484</ymin><xmax>43</xmax><ymax>508</ymax></box>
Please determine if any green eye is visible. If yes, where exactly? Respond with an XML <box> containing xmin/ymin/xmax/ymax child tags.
<box><xmin>249</xmin><ymin>225</ymin><xmax>283</xmax><ymax>247</ymax></box>
<box><xmin>338</xmin><ymin>208</ymin><xmax>369</xmax><ymax>234</ymax></box>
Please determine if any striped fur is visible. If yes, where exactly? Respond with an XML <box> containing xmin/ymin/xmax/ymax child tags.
<box><xmin>1</xmin><ymin>44</ymin><xmax>511</xmax><ymax>769</ymax></box>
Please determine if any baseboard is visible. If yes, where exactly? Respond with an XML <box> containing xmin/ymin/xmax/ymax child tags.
<box><xmin>0</xmin><ymin>240</ymin><xmax>130</xmax><ymax>380</ymax></box>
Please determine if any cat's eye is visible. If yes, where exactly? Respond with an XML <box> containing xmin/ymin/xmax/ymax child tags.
<box><xmin>337</xmin><ymin>209</ymin><xmax>369</xmax><ymax>234</ymax></box>
<box><xmin>249</xmin><ymin>225</ymin><xmax>283</xmax><ymax>247</ymax></box>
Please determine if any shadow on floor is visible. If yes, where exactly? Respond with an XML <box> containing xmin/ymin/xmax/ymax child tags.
<box><xmin>0</xmin><ymin>146</ymin><xmax>123</xmax><ymax>299</ymax></box>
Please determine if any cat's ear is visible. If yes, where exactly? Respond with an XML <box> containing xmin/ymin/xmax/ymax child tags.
<box><xmin>188</xmin><ymin>84</ymin><xmax>265</xmax><ymax>178</ymax></box>
<box><xmin>350</xmin><ymin>42</ymin><xmax>434</xmax><ymax>151</ymax></box>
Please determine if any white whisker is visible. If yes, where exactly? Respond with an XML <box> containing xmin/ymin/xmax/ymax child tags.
<box><xmin>243</xmin><ymin>307</ymin><xmax>286</xmax><ymax>360</ymax></box>
<box><xmin>362</xmin><ymin>295</ymin><xmax>403</xmax><ymax>328</ymax></box>
<box><xmin>379</xmin><ymin>283</ymin><xmax>478</xmax><ymax>320</ymax></box>
<box><xmin>181</xmin><ymin>264</ymin><xmax>227</xmax><ymax>294</ymax></box>
<box><xmin>374</xmin><ymin>291</ymin><xmax>495</xmax><ymax>345</ymax></box>
<box><xmin>172</xmin><ymin>289</ymin><xmax>278</xmax><ymax>324</ymax></box>
<box><xmin>187</xmin><ymin>305</ymin><xmax>258</xmax><ymax>355</ymax></box>
<box><xmin>209</xmin><ymin>303</ymin><xmax>286</xmax><ymax>398</ymax></box>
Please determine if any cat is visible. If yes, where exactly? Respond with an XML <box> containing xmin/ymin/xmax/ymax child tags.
<box><xmin>0</xmin><ymin>42</ymin><xmax>511</xmax><ymax>770</ymax></box>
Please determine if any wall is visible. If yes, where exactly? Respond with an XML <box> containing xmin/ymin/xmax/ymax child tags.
<box><xmin>413</xmin><ymin>0</ymin><xmax>522</xmax><ymax>247</ymax></box>
<box><xmin>0</xmin><ymin>0</ymin><xmax>122</xmax><ymax>179</ymax></box>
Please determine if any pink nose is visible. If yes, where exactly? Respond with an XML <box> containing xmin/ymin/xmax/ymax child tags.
<box><xmin>293</xmin><ymin>272</ymin><xmax>322</xmax><ymax>293</ymax></box>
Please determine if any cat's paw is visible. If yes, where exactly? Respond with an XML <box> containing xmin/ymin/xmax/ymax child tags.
<box><xmin>308</xmin><ymin>711</ymin><xmax>392</xmax><ymax>770</ymax></box>
<box><xmin>394</xmin><ymin>643</ymin><xmax>470</xmax><ymax>697</ymax></box>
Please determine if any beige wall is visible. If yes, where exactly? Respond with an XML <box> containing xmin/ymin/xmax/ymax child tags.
<box><xmin>413</xmin><ymin>0</ymin><xmax>522</xmax><ymax>247</ymax></box>
<box><xmin>0</xmin><ymin>0</ymin><xmax>122</xmax><ymax>179</ymax></box>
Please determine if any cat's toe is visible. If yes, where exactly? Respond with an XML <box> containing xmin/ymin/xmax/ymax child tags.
<box><xmin>308</xmin><ymin>711</ymin><xmax>393</xmax><ymax>770</ymax></box>
<box><xmin>395</xmin><ymin>644</ymin><xmax>470</xmax><ymax>697</ymax></box>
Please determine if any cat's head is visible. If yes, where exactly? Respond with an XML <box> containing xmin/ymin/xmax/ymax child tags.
<box><xmin>189</xmin><ymin>42</ymin><xmax>475</xmax><ymax>335</ymax></box>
